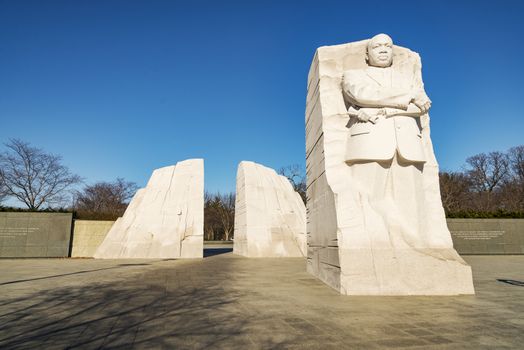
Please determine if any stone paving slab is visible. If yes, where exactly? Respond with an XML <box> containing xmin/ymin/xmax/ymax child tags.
<box><xmin>0</xmin><ymin>253</ymin><xmax>523</xmax><ymax>349</ymax></box>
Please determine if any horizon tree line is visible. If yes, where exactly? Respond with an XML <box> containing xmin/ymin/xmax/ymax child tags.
<box><xmin>1</xmin><ymin>138</ymin><xmax>522</xmax><ymax>225</ymax></box>
<box><xmin>439</xmin><ymin>145</ymin><xmax>524</xmax><ymax>215</ymax></box>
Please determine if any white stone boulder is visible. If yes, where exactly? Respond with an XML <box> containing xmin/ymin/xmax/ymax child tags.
<box><xmin>305</xmin><ymin>36</ymin><xmax>474</xmax><ymax>295</ymax></box>
<box><xmin>94</xmin><ymin>159</ymin><xmax>204</xmax><ymax>259</ymax></box>
<box><xmin>233</xmin><ymin>161</ymin><xmax>306</xmax><ymax>257</ymax></box>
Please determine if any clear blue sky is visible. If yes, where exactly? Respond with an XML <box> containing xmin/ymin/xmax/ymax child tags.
<box><xmin>1</xmin><ymin>0</ymin><xmax>523</xmax><ymax>198</ymax></box>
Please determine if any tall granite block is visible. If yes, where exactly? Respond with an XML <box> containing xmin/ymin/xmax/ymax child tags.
<box><xmin>233</xmin><ymin>161</ymin><xmax>306</xmax><ymax>257</ymax></box>
<box><xmin>94</xmin><ymin>159</ymin><xmax>204</xmax><ymax>258</ymax></box>
<box><xmin>305</xmin><ymin>36</ymin><xmax>474</xmax><ymax>295</ymax></box>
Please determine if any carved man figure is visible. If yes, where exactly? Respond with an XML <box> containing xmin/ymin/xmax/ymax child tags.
<box><xmin>343</xmin><ymin>33</ymin><xmax>431</xmax><ymax>164</ymax></box>
<box><xmin>342</xmin><ymin>33</ymin><xmax>440</xmax><ymax>248</ymax></box>
<box><xmin>305</xmin><ymin>33</ymin><xmax>474</xmax><ymax>295</ymax></box>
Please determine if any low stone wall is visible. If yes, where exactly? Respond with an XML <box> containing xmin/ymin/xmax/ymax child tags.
<box><xmin>2</xmin><ymin>215</ymin><xmax>520</xmax><ymax>257</ymax></box>
<box><xmin>0</xmin><ymin>212</ymin><xmax>73</xmax><ymax>257</ymax></box>
<box><xmin>71</xmin><ymin>219</ymin><xmax>523</xmax><ymax>257</ymax></box>
<box><xmin>71</xmin><ymin>220</ymin><xmax>115</xmax><ymax>257</ymax></box>
<box><xmin>448</xmin><ymin>219</ymin><xmax>524</xmax><ymax>254</ymax></box>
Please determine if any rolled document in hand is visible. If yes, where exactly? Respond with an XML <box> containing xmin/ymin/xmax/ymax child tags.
<box><xmin>347</xmin><ymin>104</ymin><xmax>423</xmax><ymax>121</ymax></box>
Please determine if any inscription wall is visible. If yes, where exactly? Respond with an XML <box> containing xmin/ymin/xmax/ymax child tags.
<box><xmin>0</xmin><ymin>212</ymin><xmax>73</xmax><ymax>257</ymax></box>
<box><xmin>448</xmin><ymin>219</ymin><xmax>524</xmax><ymax>254</ymax></box>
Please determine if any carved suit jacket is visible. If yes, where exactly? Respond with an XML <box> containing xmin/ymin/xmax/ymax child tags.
<box><xmin>342</xmin><ymin>65</ymin><xmax>427</xmax><ymax>164</ymax></box>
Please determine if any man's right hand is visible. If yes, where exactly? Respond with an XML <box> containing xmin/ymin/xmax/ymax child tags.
<box><xmin>413</xmin><ymin>92</ymin><xmax>431</xmax><ymax>113</ymax></box>
<box><xmin>357</xmin><ymin>109</ymin><xmax>380</xmax><ymax>124</ymax></box>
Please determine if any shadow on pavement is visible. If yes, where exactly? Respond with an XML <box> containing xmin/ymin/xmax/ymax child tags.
<box><xmin>0</xmin><ymin>258</ymin><xmax>297</xmax><ymax>349</ymax></box>
<box><xmin>497</xmin><ymin>278</ymin><xmax>524</xmax><ymax>286</ymax></box>
<box><xmin>0</xmin><ymin>264</ymin><xmax>150</xmax><ymax>286</ymax></box>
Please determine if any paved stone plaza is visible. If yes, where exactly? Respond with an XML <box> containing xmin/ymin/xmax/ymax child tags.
<box><xmin>0</xmin><ymin>248</ymin><xmax>523</xmax><ymax>349</ymax></box>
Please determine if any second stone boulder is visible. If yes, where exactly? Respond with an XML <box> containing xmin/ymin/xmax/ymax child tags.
<box><xmin>233</xmin><ymin>161</ymin><xmax>306</xmax><ymax>257</ymax></box>
<box><xmin>94</xmin><ymin>159</ymin><xmax>204</xmax><ymax>259</ymax></box>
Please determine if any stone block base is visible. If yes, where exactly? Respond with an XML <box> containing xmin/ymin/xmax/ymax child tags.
<box><xmin>335</xmin><ymin>248</ymin><xmax>475</xmax><ymax>295</ymax></box>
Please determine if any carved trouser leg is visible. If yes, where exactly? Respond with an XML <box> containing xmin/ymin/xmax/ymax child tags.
<box><xmin>349</xmin><ymin>153</ymin><xmax>426</xmax><ymax>250</ymax></box>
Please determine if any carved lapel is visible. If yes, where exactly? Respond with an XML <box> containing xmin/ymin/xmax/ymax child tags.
<box><xmin>365</xmin><ymin>67</ymin><xmax>383</xmax><ymax>86</ymax></box>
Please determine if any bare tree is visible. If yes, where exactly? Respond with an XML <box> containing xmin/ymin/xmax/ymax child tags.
<box><xmin>278</xmin><ymin>164</ymin><xmax>306</xmax><ymax>204</ymax></box>
<box><xmin>465</xmin><ymin>151</ymin><xmax>510</xmax><ymax>211</ymax></box>
<box><xmin>74</xmin><ymin>178</ymin><xmax>138</xmax><ymax>219</ymax></box>
<box><xmin>215</xmin><ymin>192</ymin><xmax>235</xmax><ymax>241</ymax></box>
<box><xmin>465</xmin><ymin>152</ymin><xmax>509</xmax><ymax>193</ymax></box>
<box><xmin>204</xmin><ymin>191</ymin><xmax>220</xmax><ymax>240</ymax></box>
<box><xmin>500</xmin><ymin>145</ymin><xmax>524</xmax><ymax>211</ymax></box>
<box><xmin>439</xmin><ymin>171</ymin><xmax>471</xmax><ymax>213</ymax></box>
<box><xmin>498</xmin><ymin>181</ymin><xmax>524</xmax><ymax>212</ymax></box>
<box><xmin>0</xmin><ymin>180</ymin><xmax>7</xmax><ymax>205</ymax></box>
<box><xmin>508</xmin><ymin>145</ymin><xmax>524</xmax><ymax>183</ymax></box>
<box><xmin>0</xmin><ymin>139</ymin><xmax>81</xmax><ymax>210</ymax></box>
<box><xmin>204</xmin><ymin>191</ymin><xmax>235</xmax><ymax>241</ymax></box>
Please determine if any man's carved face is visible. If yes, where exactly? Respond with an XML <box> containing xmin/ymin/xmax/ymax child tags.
<box><xmin>367</xmin><ymin>34</ymin><xmax>393</xmax><ymax>68</ymax></box>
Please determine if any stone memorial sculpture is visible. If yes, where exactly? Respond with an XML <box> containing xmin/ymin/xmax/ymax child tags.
<box><xmin>94</xmin><ymin>159</ymin><xmax>204</xmax><ymax>259</ymax></box>
<box><xmin>305</xmin><ymin>34</ymin><xmax>474</xmax><ymax>295</ymax></box>
<box><xmin>233</xmin><ymin>161</ymin><xmax>306</xmax><ymax>257</ymax></box>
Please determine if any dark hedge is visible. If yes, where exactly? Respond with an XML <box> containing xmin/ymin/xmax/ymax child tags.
<box><xmin>446</xmin><ymin>210</ymin><xmax>524</xmax><ymax>218</ymax></box>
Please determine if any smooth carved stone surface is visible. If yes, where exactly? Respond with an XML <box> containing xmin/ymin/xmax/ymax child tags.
<box><xmin>233</xmin><ymin>161</ymin><xmax>306</xmax><ymax>257</ymax></box>
<box><xmin>305</xmin><ymin>34</ymin><xmax>474</xmax><ymax>295</ymax></box>
<box><xmin>94</xmin><ymin>159</ymin><xmax>204</xmax><ymax>259</ymax></box>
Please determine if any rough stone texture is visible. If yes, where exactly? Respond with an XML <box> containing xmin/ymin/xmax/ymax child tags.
<box><xmin>71</xmin><ymin>220</ymin><xmax>115</xmax><ymax>257</ymax></box>
<box><xmin>448</xmin><ymin>219</ymin><xmax>524</xmax><ymax>255</ymax></box>
<box><xmin>0</xmin><ymin>212</ymin><xmax>72</xmax><ymax>257</ymax></box>
<box><xmin>305</xmin><ymin>38</ymin><xmax>474</xmax><ymax>295</ymax></box>
<box><xmin>94</xmin><ymin>159</ymin><xmax>204</xmax><ymax>259</ymax></box>
<box><xmin>233</xmin><ymin>161</ymin><xmax>306</xmax><ymax>257</ymax></box>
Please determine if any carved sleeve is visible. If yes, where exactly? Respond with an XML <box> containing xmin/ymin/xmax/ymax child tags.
<box><xmin>342</xmin><ymin>70</ymin><xmax>413</xmax><ymax>109</ymax></box>
<box><xmin>412</xmin><ymin>66</ymin><xmax>428</xmax><ymax>97</ymax></box>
